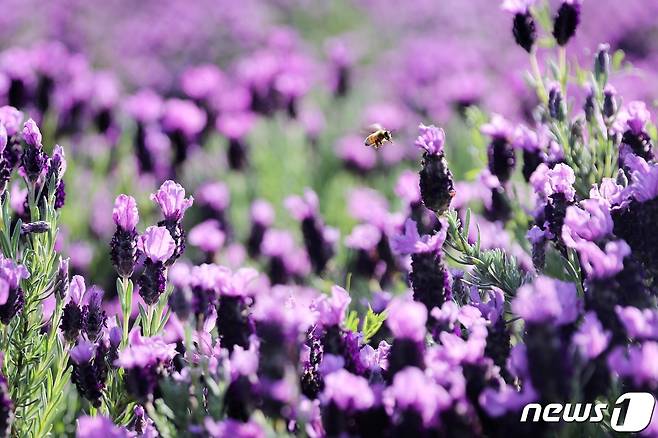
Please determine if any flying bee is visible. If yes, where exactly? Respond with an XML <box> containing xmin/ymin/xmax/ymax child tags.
<box><xmin>364</xmin><ymin>124</ymin><xmax>393</xmax><ymax>149</ymax></box>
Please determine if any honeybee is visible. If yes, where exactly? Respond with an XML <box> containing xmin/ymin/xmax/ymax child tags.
<box><xmin>364</xmin><ymin>124</ymin><xmax>393</xmax><ymax>149</ymax></box>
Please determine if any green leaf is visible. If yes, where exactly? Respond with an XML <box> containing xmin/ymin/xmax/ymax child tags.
<box><xmin>344</xmin><ymin>310</ymin><xmax>359</xmax><ymax>332</ymax></box>
<box><xmin>362</xmin><ymin>307</ymin><xmax>387</xmax><ymax>344</ymax></box>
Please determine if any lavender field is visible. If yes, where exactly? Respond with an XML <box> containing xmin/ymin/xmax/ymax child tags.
<box><xmin>0</xmin><ymin>0</ymin><xmax>656</xmax><ymax>436</ymax></box>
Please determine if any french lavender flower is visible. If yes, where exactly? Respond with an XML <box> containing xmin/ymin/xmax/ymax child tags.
<box><xmin>320</xmin><ymin>370</ymin><xmax>376</xmax><ymax>437</ymax></box>
<box><xmin>216</xmin><ymin>267</ymin><xmax>258</xmax><ymax>351</ymax></box>
<box><xmin>513</xmin><ymin>125</ymin><xmax>545</xmax><ymax>182</ymax></box>
<box><xmin>150</xmin><ymin>180</ymin><xmax>193</xmax><ymax>266</ymax></box>
<box><xmin>0</xmin><ymin>257</ymin><xmax>29</xmax><ymax>324</ymax></box>
<box><xmin>482</xmin><ymin>115</ymin><xmax>516</xmax><ymax>183</ymax></box>
<box><xmin>76</xmin><ymin>415</ymin><xmax>128</xmax><ymax>438</ymax></box>
<box><xmin>195</xmin><ymin>181</ymin><xmax>232</xmax><ymax>237</ymax></box>
<box><xmin>83</xmin><ymin>287</ymin><xmax>107</xmax><ymax>341</ymax></box>
<box><xmin>20</xmin><ymin>119</ymin><xmax>46</xmax><ymax>182</ymax></box>
<box><xmin>552</xmin><ymin>0</ymin><xmax>582</xmax><ymax>46</ymax></box>
<box><xmin>43</xmin><ymin>144</ymin><xmax>67</xmax><ymax>209</ymax></box>
<box><xmin>70</xmin><ymin>340</ymin><xmax>109</xmax><ymax>407</ymax></box>
<box><xmin>216</xmin><ymin>111</ymin><xmax>255</xmax><ymax>170</ymax></box>
<box><xmin>512</xmin><ymin>276</ymin><xmax>580</xmax><ymax>402</ymax></box>
<box><xmin>246</xmin><ymin>199</ymin><xmax>274</xmax><ymax>258</ymax></box>
<box><xmin>602</xmin><ymin>84</ymin><xmax>617</xmax><ymax>119</ymax></box>
<box><xmin>60</xmin><ymin>276</ymin><xmax>86</xmax><ymax>342</ymax></box>
<box><xmin>594</xmin><ymin>43</ymin><xmax>610</xmax><ymax>85</ymax></box>
<box><xmin>530</xmin><ymin>163</ymin><xmax>576</xmax><ymax>248</ymax></box>
<box><xmin>391</xmin><ymin>218</ymin><xmax>451</xmax><ymax>324</ymax></box>
<box><xmin>161</xmin><ymin>98</ymin><xmax>207</xmax><ymax>167</ymax></box>
<box><xmin>54</xmin><ymin>257</ymin><xmax>70</xmax><ymax>300</ymax></box>
<box><xmin>416</xmin><ymin>124</ymin><xmax>455</xmax><ymax>214</ymax></box>
<box><xmin>620</xmin><ymin>101</ymin><xmax>654</xmax><ymax>162</ymax></box>
<box><xmin>385</xmin><ymin>299</ymin><xmax>427</xmax><ymax>379</ymax></box>
<box><xmin>115</xmin><ymin>329</ymin><xmax>177</xmax><ymax>402</ymax></box>
<box><xmin>548</xmin><ymin>83</ymin><xmax>566</xmax><ymax>121</ymax></box>
<box><xmin>285</xmin><ymin>189</ymin><xmax>338</xmax><ymax>274</ymax></box>
<box><xmin>110</xmin><ymin>194</ymin><xmax>139</xmax><ymax>278</ymax></box>
<box><xmin>502</xmin><ymin>0</ymin><xmax>537</xmax><ymax>53</ymax></box>
<box><xmin>137</xmin><ymin>226</ymin><xmax>176</xmax><ymax>305</ymax></box>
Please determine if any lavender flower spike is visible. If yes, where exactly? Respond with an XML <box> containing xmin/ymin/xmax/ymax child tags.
<box><xmin>150</xmin><ymin>180</ymin><xmax>194</xmax><ymax>222</ymax></box>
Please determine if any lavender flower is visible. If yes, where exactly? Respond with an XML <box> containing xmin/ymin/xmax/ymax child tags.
<box><xmin>482</xmin><ymin>115</ymin><xmax>515</xmax><ymax>183</ymax></box>
<box><xmin>137</xmin><ymin>226</ymin><xmax>176</xmax><ymax>305</ymax></box>
<box><xmin>70</xmin><ymin>340</ymin><xmax>109</xmax><ymax>407</ymax></box>
<box><xmin>416</xmin><ymin>124</ymin><xmax>455</xmax><ymax>214</ymax></box>
<box><xmin>20</xmin><ymin>119</ymin><xmax>46</xmax><ymax>182</ymax></box>
<box><xmin>76</xmin><ymin>416</ymin><xmax>127</xmax><ymax>438</ymax></box>
<box><xmin>60</xmin><ymin>275</ymin><xmax>86</xmax><ymax>342</ymax></box>
<box><xmin>110</xmin><ymin>194</ymin><xmax>139</xmax><ymax>278</ymax></box>
<box><xmin>0</xmin><ymin>257</ymin><xmax>29</xmax><ymax>324</ymax></box>
<box><xmin>502</xmin><ymin>0</ymin><xmax>537</xmax><ymax>52</ymax></box>
<box><xmin>552</xmin><ymin>0</ymin><xmax>582</xmax><ymax>46</ymax></box>
<box><xmin>151</xmin><ymin>180</ymin><xmax>193</xmax><ymax>266</ymax></box>
<box><xmin>247</xmin><ymin>199</ymin><xmax>274</xmax><ymax>258</ymax></box>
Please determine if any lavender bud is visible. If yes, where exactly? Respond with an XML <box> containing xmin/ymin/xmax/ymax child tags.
<box><xmin>584</xmin><ymin>88</ymin><xmax>595</xmax><ymax>122</ymax></box>
<box><xmin>60</xmin><ymin>303</ymin><xmax>84</xmax><ymax>342</ymax></box>
<box><xmin>20</xmin><ymin>221</ymin><xmax>49</xmax><ymax>235</ymax></box>
<box><xmin>548</xmin><ymin>85</ymin><xmax>566</xmax><ymax>121</ymax></box>
<box><xmin>594</xmin><ymin>43</ymin><xmax>610</xmax><ymax>85</ymax></box>
<box><xmin>169</xmin><ymin>287</ymin><xmax>192</xmax><ymax>321</ymax></box>
<box><xmin>54</xmin><ymin>258</ymin><xmax>70</xmax><ymax>300</ymax></box>
<box><xmin>552</xmin><ymin>0</ymin><xmax>581</xmax><ymax>46</ymax></box>
<box><xmin>83</xmin><ymin>288</ymin><xmax>107</xmax><ymax>341</ymax></box>
<box><xmin>603</xmin><ymin>85</ymin><xmax>617</xmax><ymax>119</ymax></box>
<box><xmin>512</xmin><ymin>12</ymin><xmax>536</xmax><ymax>53</ymax></box>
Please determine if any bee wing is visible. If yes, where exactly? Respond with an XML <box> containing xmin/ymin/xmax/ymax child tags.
<box><xmin>360</xmin><ymin>123</ymin><xmax>384</xmax><ymax>135</ymax></box>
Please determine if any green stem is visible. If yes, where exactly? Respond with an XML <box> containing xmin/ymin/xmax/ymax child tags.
<box><xmin>530</xmin><ymin>50</ymin><xmax>548</xmax><ymax>105</ymax></box>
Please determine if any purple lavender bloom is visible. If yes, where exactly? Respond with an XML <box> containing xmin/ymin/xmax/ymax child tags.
<box><xmin>110</xmin><ymin>195</ymin><xmax>139</xmax><ymax>278</ymax></box>
<box><xmin>552</xmin><ymin>0</ymin><xmax>582</xmax><ymax>46</ymax></box>
<box><xmin>607</xmin><ymin>342</ymin><xmax>658</xmax><ymax>388</ymax></box>
<box><xmin>83</xmin><ymin>287</ymin><xmax>106</xmax><ymax>341</ymax></box>
<box><xmin>70</xmin><ymin>339</ymin><xmax>109</xmax><ymax>407</ymax></box>
<box><xmin>337</xmin><ymin>135</ymin><xmax>377</xmax><ymax>172</ymax></box>
<box><xmin>313</xmin><ymin>285</ymin><xmax>351</xmax><ymax>328</ymax></box>
<box><xmin>22</xmin><ymin>118</ymin><xmax>42</xmax><ymax>147</ymax></box>
<box><xmin>204</xmin><ymin>418</ymin><xmax>264</xmax><ymax>438</ymax></box>
<box><xmin>285</xmin><ymin>189</ymin><xmax>337</xmax><ymax>274</ymax></box>
<box><xmin>578</xmin><ymin>240</ymin><xmax>630</xmax><ymax>279</ymax></box>
<box><xmin>247</xmin><ymin>199</ymin><xmax>274</xmax><ymax>258</ymax></box>
<box><xmin>151</xmin><ymin>180</ymin><xmax>194</xmax><ymax>223</ymax></box>
<box><xmin>482</xmin><ymin>114</ymin><xmax>516</xmax><ymax>183</ymax></box>
<box><xmin>123</xmin><ymin>89</ymin><xmax>163</xmax><ymax>125</ymax></box>
<box><xmin>616</xmin><ymin>306</ymin><xmax>658</xmax><ymax>340</ymax></box>
<box><xmin>562</xmin><ymin>198</ymin><xmax>613</xmax><ymax>246</ymax></box>
<box><xmin>391</xmin><ymin>218</ymin><xmax>446</xmax><ymax>255</ymax></box>
<box><xmin>572</xmin><ymin>312</ymin><xmax>611</xmax><ymax>359</ymax></box>
<box><xmin>161</xmin><ymin>98</ymin><xmax>207</xmax><ymax>138</ymax></box>
<box><xmin>415</xmin><ymin>124</ymin><xmax>445</xmax><ymax>156</ymax></box>
<box><xmin>321</xmin><ymin>369</ymin><xmax>375</xmax><ymax>411</ymax></box>
<box><xmin>530</xmin><ymin>162</ymin><xmax>576</xmax><ymax>201</ymax></box>
<box><xmin>115</xmin><ymin>329</ymin><xmax>177</xmax><ymax>401</ymax></box>
<box><xmin>137</xmin><ymin>226</ymin><xmax>175</xmax><ymax>305</ymax></box>
<box><xmin>188</xmin><ymin>220</ymin><xmax>226</xmax><ymax>255</ymax></box>
<box><xmin>0</xmin><ymin>257</ymin><xmax>28</xmax><ymax>324</ymax></box>
<box><xmin>387</xmin><ymin>299</ymin><xmax>427</xmax><ymax>342</ymax></box>
<box><xmin>112</xmin><ymin>194</ymin><xmax>138</xmax><ymax>232</ymax></box>
<box><xmin>386</xmin><ymin>367</ymin><xmax>451</xmax><ymax>427</ymax></box>
<box><xmin>512</xmin><ymin>276</ymin><xmax>580</xmax><ymax>325</ymax></box>
<box><xmin>502</xmin><ymin>0</ymin><xmax>537</xmax><ymax>52</ymax></box>
<box><xmin>76</xmin><ymin>416</ymin><xmax>128</xmax><ymax>438</ymax></box>
<box><xmin>60</xmin><ymin>275</ymin><xmax>85</xmax><ymax>342</ymax></box>
<box><xmin>619</xmin><ymin>101</ymin><xmax>654</xmax><ymax>161</ymax></box>
<box><xmin>345</xmin><ymin>224</ymin><xmax>382</xmax><ymax>251</ymax></box>
<box><xmin>217</xmin><ymin>111</ymin><xmax>256</xmax><ymax>170</ymax></box>
<box><xmin>0</xmin><ymin>106</ymin><xmax>22</xmax><ymax>137</ymax></box>
<box><xmin>181</xmin><ymin>64</ymin><xmax>225</xmax><ymax>102</ymax></box>
<box><xmin>138</xmin><ymin>226</ymin><xmax>176</xmax><ymax>263</ymax></box>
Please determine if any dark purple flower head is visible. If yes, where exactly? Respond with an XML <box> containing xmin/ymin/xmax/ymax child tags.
<box><xmin>321</xmin><ymin>369</ymin><xmax>375</xmax><ymax>411</ymax></box>
<box><xmin>181</xmin><ymin>64</ymin><xmax>225</xmax><ymax>101</ymax></box>
<box><xmin>151</xmin><ymin>180</ymin><xmax>194</xmax><ymax>222</ymax></box>
<box><xmin>415</xmin><ymin>124</ymin><xmax>445</xmax><ymax>156</ymax></box>
<box><xmin>386</xmin><ymin>298</ymin><xmax>427</xmax><ymax>342</ymax></box>
<box><xmin>161</xmin><ymin>99</ymin><xmax>206</xmax><ymax>137</ymax></box>
<box><xmin>562</xmin><ymin>198</ymin><xmax>613</xmax><ymax>246</ymax></box>
<box><xmin>250</xmin><ymin>199</ymin><xmax>275</xmax><ymax>226</ymax></box>
<box><xmin>0</xmin><ymin>106</ymin><xmax>22</xmax><ymax>136</ymax></box>
<box><xmin>512</xmin><ymin>276</ymin><xmax>580</xmax><ymax>325</ymax></box>
<box><xmin>312</xmin><ymin>285</ymin><xmax>350</xmax><ymax>327</ymax></box>
<box><xmin>22</xmin><ymin>118</ymin><xmax>42</xmax><ymax>148</ymax></box>
<box><xmin>572</xmin><ymin>312</ymin><xmax>611</xmax><ymax>359</ymax></box>
<box><xmin>137</xmin><ymin>226</ymin><xmax>176</xmax><ymax>263</ymax></box>
<box><xmin>112</xmin><ymin>194</ymin><xmax>139</xmax><ymax>232</ymax></box>
<box><xmin>553</xmin><ymin>0</ymin><xmax>582</xmax><ymax>46</ymax></box>
<box><xmin>391</xmin><ymin>218</ymin><xmax>447</xmax><ymax>255</ymax></box>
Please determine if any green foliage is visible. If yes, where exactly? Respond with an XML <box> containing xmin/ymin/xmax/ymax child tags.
<box><xmin>444</xmin><ymin>209</ymin><xmax>529</xmax><ymax>297</ymax></box>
